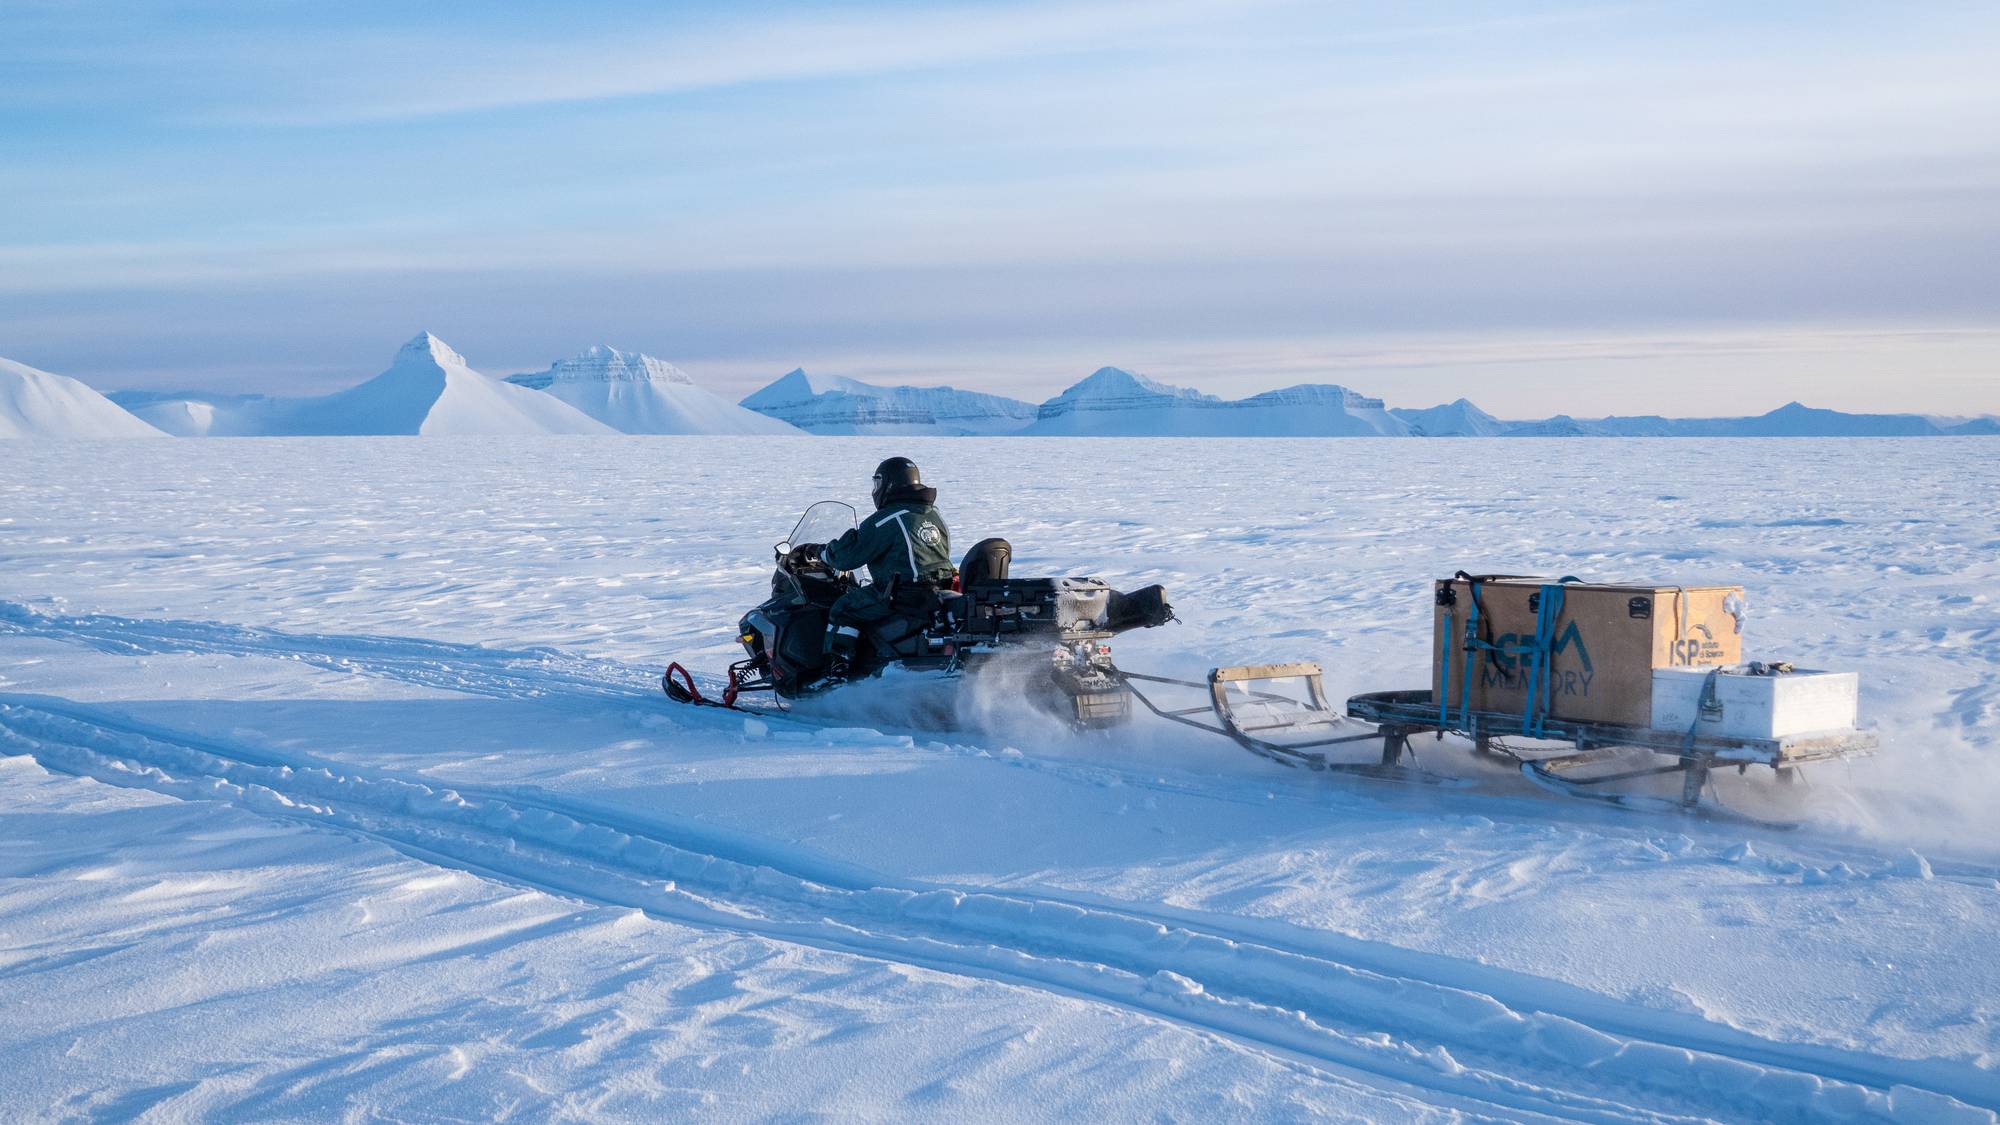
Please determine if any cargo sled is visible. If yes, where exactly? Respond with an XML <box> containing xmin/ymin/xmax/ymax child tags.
<box><xmin>1344</xmin><ymin>687</ymin><xmax>1877</xmax><ymax>814</ymax></box>
<box><xmin>1117</xmin><ymin>663</ymin><xmax>1465</xmax><ymax>784</ymax></box>
<box><xmin>1340</xmin><ymin>574</ymin><xmax>1879</xmax><ymax>816</ymax></box>
<box><xmin>1120</xmin><ymin>575</ymin><xmax>1878</xmax><ymax>818</ymax></box>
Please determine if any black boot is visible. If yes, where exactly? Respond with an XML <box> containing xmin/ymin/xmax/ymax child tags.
<box><xmin>825</xmin><ymin>624</ymin><xmax>860</xmax><ymax>681</ymax></box>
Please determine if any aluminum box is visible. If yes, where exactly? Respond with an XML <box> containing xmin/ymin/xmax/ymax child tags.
<box><xmin>1650</xmin><ymin>665</ymin><xmax>1860</xmax><ymax>740</ymax></box>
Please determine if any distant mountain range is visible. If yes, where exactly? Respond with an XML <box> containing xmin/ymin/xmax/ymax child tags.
<box><xmin>740</xmin><ymin>369</ymin><xmax>1036</xmax><ymax>435</ymax></box>
<box><xmin>1529</xmin><ymin>402</ymin><xmax>1997</xmax><ymax>438</ymax></box>
<box><xmin>3</xmin><ymin>338</ymin><xmax>1993</xmax><ymax>439</ymax></box>
<box><xmin>106</xmin><ymin>334</ymin><xmax>614</xmax><ymax>436</ymax></box>
<box><xmin>1015</xmin><ymin>367</ymin><xmax>1408</xmax><ymax>436</ymax></box>
<box><xmin>736</xmin><ymin>365</ymin><xmax>1997</xmax><ymax>438</ymax></box>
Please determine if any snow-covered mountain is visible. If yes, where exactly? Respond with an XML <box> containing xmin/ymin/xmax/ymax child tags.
<box><xmin>506</xmin><ymin>346</ymin><xmax>797</xmax><ymax>435</ymax></box>
<box><xmin>1501</xmin><ymin>414</ymin><xmax>1601</xmax><ymax>437</ymax></box>
<box><xmin>740</xmin><ymin>368</ymin><xmax>1036</xmax><ymax>435</ymax></box>
<box><xmin>1708</xmin><ymin>402</ymin><xmax>1944</xmax><ymax>437</ymax></box>
<box><xmin>1022</xmin><ymin>368</ymin><xmax>1408</xmax><ymax>436</ymax></box>
<box><xmin>1225</xmin><ymin>385</ymin><xmax>1410</xmax><ymax>435</ymax></box>
<box><xmin>0</xmin><ymin>357</ymin><xmax>165</xmax><ymax>438</ymax></box>
<box><xmin>1390</xmin><ymin>398</ymin><xmax>1505</xmax><ymax>437</ymax></box>
<box><xmin>272</xmin><ymin>334</ymin><xmax>612</xmax><ymax>436</ymax></box>
<box><xmin>1495</xmin><ymin>402</ymin><xmax>1967</xmax><ymax>438</ymax></box>
<box><xmin>113</xmin><ymin>335</ymin><xmax>615</xmax><ymax>437</ymax></box>
<box><xmin>1018</xmin><ymin>367</ymin><xmax>1222</xmax><ymax>436</ymax></box>
<box><xmin>1184</xmin><ymin>384</ymin><xmax>1408</xmax><ymax>438</ymax></box>
<box><xmin>130</xmin><ymin>398</ymin><xmax>221</xmax><ymax>437</ymax></box>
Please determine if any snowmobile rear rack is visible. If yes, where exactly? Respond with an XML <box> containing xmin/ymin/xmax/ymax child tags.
<box><xmin>1344</xmin><ymin>688</ymin><xmax>1878</xmax><ymax>812</ymax></box>
<box><xmin>1119</xmin><ymin>663</ymin><xmax>1393</xmax><ymax>772</ymax></box>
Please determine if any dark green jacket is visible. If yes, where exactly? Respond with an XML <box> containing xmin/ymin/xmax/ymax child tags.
<box><xmin>823</xmin><ymin>499</ymin><xmax>953</xmax><ymax>588</ymax></box>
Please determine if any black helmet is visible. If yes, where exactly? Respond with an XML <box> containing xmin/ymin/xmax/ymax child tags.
<box><xmin>871</xmin><ymin>456</ymin><xmax>922</xmax><ymax>509</ymax></box>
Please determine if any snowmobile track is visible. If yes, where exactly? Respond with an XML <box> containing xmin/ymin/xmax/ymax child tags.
<box><xmin>10</xmin><ymin>598</ymin><xmax>1997</xmax><ymax>885</ymax></box>
<box><xmin>0</xmin><ymin>599</ymin><xmax>660</xmax><ymax>712</ymax></box>
<box><xmin>2</xmin><ymin>695</ymin><xmax>1992</xmax><ymax>1123</ymax></box>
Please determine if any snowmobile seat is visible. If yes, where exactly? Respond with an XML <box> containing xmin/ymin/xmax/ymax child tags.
<box><xmin>959</xmin><ymin>538</ymin><xmax>1012</xmax><ymax>586</ymax></box>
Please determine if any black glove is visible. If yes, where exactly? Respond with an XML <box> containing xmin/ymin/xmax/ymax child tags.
<box><xmin>787</xmin><ymin>542</ymin><xmax>824</xmax><ymax>569</ymax></box>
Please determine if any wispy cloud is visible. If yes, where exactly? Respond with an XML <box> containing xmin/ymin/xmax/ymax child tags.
<box><xmin>5</xmin><ymin>0</ymin><xmax>1285</xmax><ymax>125</ymax></box>
<box><xmin>4</xmin><ymin>0</ymin><xmax>1999</xmax><ymax>412</ymax></box>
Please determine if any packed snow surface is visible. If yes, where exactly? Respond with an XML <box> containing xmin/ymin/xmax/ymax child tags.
<box><xmin>2</xmin><ymin>436</ymin><xmax>1998</xmax><ymax>1121</ymax></box>
<box><xmin>0</xmin><ymin>357</ymin><xmax>163</xmax><ymax>439</ymax></box>
<box><xmin>507</xmin><ymin>346</ymin><xmax>798</xmax><ymax>435</ymax></box>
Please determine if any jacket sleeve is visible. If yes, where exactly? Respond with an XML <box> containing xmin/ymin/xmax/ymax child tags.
<box><xmin>821</xmin><ymin>522</ymin><xmax>880</xmax><ymax>572</ymax></box>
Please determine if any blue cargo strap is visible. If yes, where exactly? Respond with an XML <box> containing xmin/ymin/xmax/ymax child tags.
<box><xmin>1438</xmin><ymin>608</ymin><xmax>1454</xmax><ymax>728</ymax></box>
<box><xmin>1454</xmin><ymin>575</ymin><xmax>1580</xmax><ymax>738</ymax></box>
<box><xmin>1520</xmin><ymin>578</ymin><xmax>1574</xmax><ymax>737</ymax></box>
<box><xmin>1460</xmin><ymin>586</ymin><xmax>1481</xmax><ymax>735</ymax></box>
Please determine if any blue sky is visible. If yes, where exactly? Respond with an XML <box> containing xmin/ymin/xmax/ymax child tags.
<box><xmin>3</xmin><ymin>0</ymin><xmax>1997</xmax><ymax>415</ymax></box>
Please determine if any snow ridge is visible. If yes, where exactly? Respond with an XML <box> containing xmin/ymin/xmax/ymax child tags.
<box><xmin>0</xmin><ymin>357</ymin><xmax>165</xmax><ymax>439</ymax></box>
<box><xmin>6</xmin><ymin>691</ymin><xmax>1987</xmax><ymax>1124</ymax></box>
<box><xmin>506</xmin><ymin>346</ymin><xmax>797</xmax><ymax>435</ymax></box>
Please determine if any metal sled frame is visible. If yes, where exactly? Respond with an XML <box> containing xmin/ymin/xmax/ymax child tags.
<box><xmin>1119</xmin><ymin>663</ymin><xmax>1399</xmax><ymax>773</ymax></box>
<box><xmin>1345</xmin><ymin>689</ymin><xmax>1878</xmax><ymax>811</ymax></box>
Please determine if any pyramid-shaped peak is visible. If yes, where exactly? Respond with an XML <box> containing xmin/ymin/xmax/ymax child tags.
<box><xmin>793</xmin><ymin>368</ymin><xmax>873</xmax><ymax>394</ymax></box>
<box><xmin>1077</xmin><ymin>366</ymin><xmax>1149</xmax><ymax>389</ymax></box>
<box><xmin>397</xmin><ymin>331</ymin><xmax>468</xmax><ymax>368</ymax></box>
<box><xmin>1062</xmin><ymin>366</ymin><xmax>1210</xmax><ymax>401</ymax></box>
<box><xmin>741</xmin><ymin>367</ymin><xmax>876</xmax><ymax>407</ymax></box>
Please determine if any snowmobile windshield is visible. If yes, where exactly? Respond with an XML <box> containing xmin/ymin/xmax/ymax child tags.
<box><xmin>784</xmin><ymin>501</ymin><xmax>857</xmax><ymax>553</ymax></box>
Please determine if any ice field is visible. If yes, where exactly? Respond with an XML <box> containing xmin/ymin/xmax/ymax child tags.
<box><xmin>1</xmin><ymin>436</ymin><xmax>1997</xmax><ymax>1121</ymax></box>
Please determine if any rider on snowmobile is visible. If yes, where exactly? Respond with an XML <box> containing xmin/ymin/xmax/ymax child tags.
<box><xmin>809</xmin><ymin>456</ymin><xmax>954</xmax><ymax>672</ymax></box>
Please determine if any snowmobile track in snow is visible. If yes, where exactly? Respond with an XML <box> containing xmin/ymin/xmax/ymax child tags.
<box><xmin>2</xmin><ymin>694</ymin><xmax>1992</xmax><ymax>1123</ymax></box>
<box><xmin>0</xmin><ymin>600</ymin><xmax>661</xmax><ymax>712</ymax></box>
<box><xmin>8</xmin><ymin>598</ymin><xmax>1994</xmax><ymax>881</ymax></box>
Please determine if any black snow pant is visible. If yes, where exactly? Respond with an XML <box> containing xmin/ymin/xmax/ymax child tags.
<box><xmin>825</xmin><ymin>585</ymin><xmax>896</xmax><ymax>657</ymax></box>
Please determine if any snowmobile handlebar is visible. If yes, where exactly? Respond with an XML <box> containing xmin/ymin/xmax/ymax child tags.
<box><xmin>780</xmin><ymin>541</ymin><xmax>843</xmax><ymax>581</ymax></box>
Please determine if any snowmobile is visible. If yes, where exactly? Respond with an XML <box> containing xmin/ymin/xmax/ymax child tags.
<box><xmin>663</xmin><ymin>502</ymin><xmax>1175</xmax><ymax>728</ymax></box>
